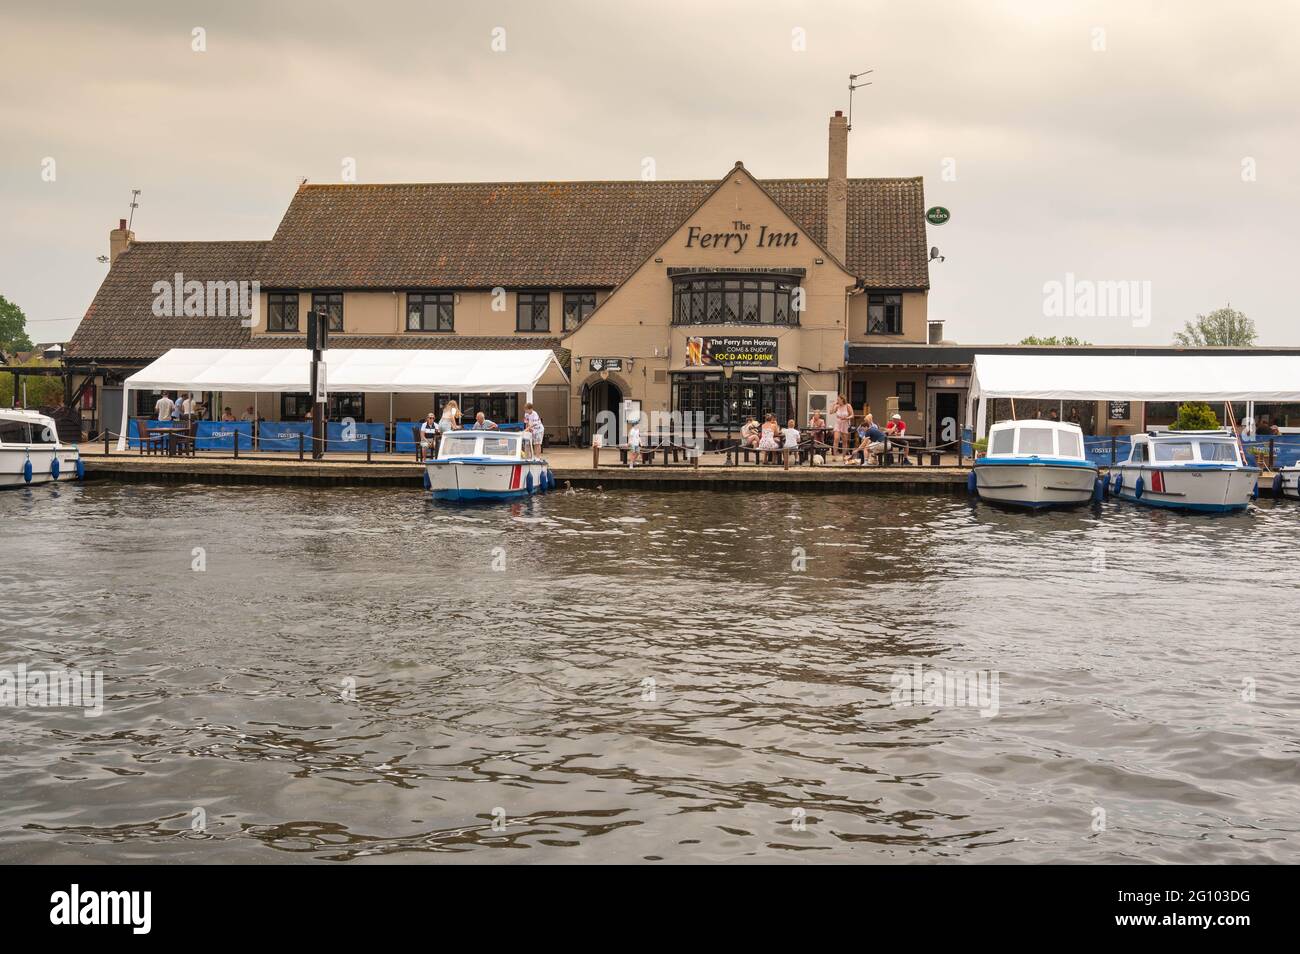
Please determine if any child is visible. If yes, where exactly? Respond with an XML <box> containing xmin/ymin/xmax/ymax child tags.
<box><xmin>627</xmin><ymin>420</ymin><xmax>642</xmax><ymax>468</ymax></box>
<box><xmin>782</xmin><ymin>419</ymin><xmax>801</xmax><ymax>462</ymax></box>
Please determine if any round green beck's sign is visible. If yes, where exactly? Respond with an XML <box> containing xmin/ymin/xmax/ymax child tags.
<box><xmin>926</xmin><ymin>206</ymin><xmax>950</xmax><ymax>225</ymax></box>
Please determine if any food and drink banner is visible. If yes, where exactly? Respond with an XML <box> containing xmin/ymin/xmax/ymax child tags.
<box><xmin>684</xmin><ymin>336</ymin><xmax>779</xmax><ymax>367</ymax></box>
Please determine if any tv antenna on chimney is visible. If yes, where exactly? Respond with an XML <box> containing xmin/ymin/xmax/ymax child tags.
<box><xmin>127</xmin><ymin>189</ymin><xmax>141</xmax><ymax>230</ymax></box>
<box><xmin>848</xmin><ymin>69</ymin><xmax>873</xmax><ymax>131</ymax></box>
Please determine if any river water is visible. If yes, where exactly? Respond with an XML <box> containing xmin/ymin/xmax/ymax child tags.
<box><xmin>2</xmin><ymin>481</ymin><xmax>1297</xmax><ymax>864</ymax></box>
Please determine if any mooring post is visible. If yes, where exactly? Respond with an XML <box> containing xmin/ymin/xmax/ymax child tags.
<box><xmin>103</xmin><ymin>427</ymin><xmax>110</xmax><ymax>455</ymax></box>
<box><xmin>233</xmin><ymin>430</ymin><xmax>239</xmax><ymax>459</ymax></box>
<box><xmin>298</xmin><ymin>432</ymin><xmax>305</xmax><ymax>461</ymax></box>
<box><xmin>366</xmin><ymin>433</ymin><xmax>372</xmax><ymax>463</ymax></box>
<box><xmin>592</xmin><ymin>442</ymin><xmax>599</xmax><ymax>469</ymax></box>
<box><xmin>1110</xmin><ymin>436</ymin><xmax>1116</xmax><ymax>466</ymax></box>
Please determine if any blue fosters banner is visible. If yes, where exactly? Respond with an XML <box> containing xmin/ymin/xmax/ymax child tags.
<box><xmin>393</xmin><ymin>422</ymin><xmax>422</xmax><ymax>454</ymax></box>
<box><xmin>196</xmin><ymin>421</ymin><xmax>253</xmax><ymax>450</ymax></box>
<box><xmin>327</xmin><ymin>421</ymin><xmax>386</xmax><ymax>453</ymax></box>
<box><xmin>127</xmin><ymin>419</ymin><xmax>162</xmax><ymax>448</ymax></box>
<box><xmin>258</xmin><ymin>421</ymin><xmax>312</xmax><ymax>451</ymax></box>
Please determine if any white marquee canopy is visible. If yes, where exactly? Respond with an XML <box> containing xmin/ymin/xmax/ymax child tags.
<box><xmin>967</xmin><ymin>353</ymin><xmax>1300</xmax><ymax>436</ymax></box>
<box><xmin>117</xmin><ymin>347</ymin><xmax>567</xmax><ymax>449</ymax></box>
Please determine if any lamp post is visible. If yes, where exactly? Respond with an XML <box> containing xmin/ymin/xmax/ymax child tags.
<box><xmin>306</xmin><ymin>307</ymin><xmax>329</xmax><ymax>460</ymax></box>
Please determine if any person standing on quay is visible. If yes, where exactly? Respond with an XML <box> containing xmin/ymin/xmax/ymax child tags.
<box><xmin>832</xmin><ymin>395</ymin><xmax>854</xmax><ymax>457</ymax></box>
<box><xmin>524</xmin><ymin>403</ymin><xmax>544</xmax><ymax>453</ymax></box>
<box><xmin>154</xmin><ymin>392</ymin><xmax>174</xmax><ymax>422</ymax></box>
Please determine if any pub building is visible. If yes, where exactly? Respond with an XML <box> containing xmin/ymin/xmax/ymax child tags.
<box><xmin>62</xmin><ymin>111</ymin><xmax>1299</xmax><ymax>446</ymax></box>
<box><xmin>63</xmin><ymin>111</ymin><xmax>938</xmax><ymax>443</ymax></box>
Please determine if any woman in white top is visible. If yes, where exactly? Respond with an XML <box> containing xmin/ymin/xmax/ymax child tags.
<box><xmin>438</xmin><ymin>400</ymin><xmax>461</xmax><ymax>434</ymax></box>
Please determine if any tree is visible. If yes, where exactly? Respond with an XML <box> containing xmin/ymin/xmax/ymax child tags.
<box><xmin>1174</xmin><ymin>306</ymin><xmax>1257</xmax><ymax>347</ymax></box>
<box><xmin>0</xmin><ymin>294</ymin><xmax>33</xmax><ymax>354</ymax></box>
<box><xmin>1019</xmin><ymin>336</ymin><xmax>1091</xmax><ymax>346</ymax></box>
<box><xmin>1171</xmin><ymin>401</ymin><xmax>1220</xmax><ymax>431</ymax></box>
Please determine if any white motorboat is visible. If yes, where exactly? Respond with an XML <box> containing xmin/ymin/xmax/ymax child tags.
<box><xmin>1109</xmin><ymin>430</ymin><xmax>1257</xmax><ymax>513</ymax></box>
<box><xmin>1272</xmin><ymin>465</ymin><xmax>1300</xmax><ymax>501</ymax></box>
<box><xmin>424</xmin><ymin>429</ymin><xmax>552</xmax><ymax>501</ymax></box>
<box><xmin>0</xmin><ymin>409</ymin><xmax>82</xmax><ymax>488</ymax></box>
<box><xmin>971</xmin><ymin>420</ymin><xmax>1100</xmax><ymax>508</ymax></box>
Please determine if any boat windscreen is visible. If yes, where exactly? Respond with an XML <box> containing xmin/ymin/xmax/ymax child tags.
<box><xmin>0</xmin><ymin>420</ymin><xmax>55</xmax><ymax>444</ymax></box>
<box><xmin>480</xmin><ymin>436</ymin><xmax>515</xmax><ymax>456</ymax></box>
<box><xmin>1018</xmin><ymin>428</ymin><xmax>1054</xmax><ymax>455</ymax></box>
<box><xmin>1153</xmin><ymin>441</ymin><xmax>1195</xmax><ymax>462</ymax></box>
<box><xmin>1057</xmin><ymin>430</ymin><xmax>1083</xmax><ymax>458</ymax></box>
<box><xmin>440</xmin><ymin>434</ymin><xmax>478</xmax><ymax>454</ymax></box>
<box><xmin>990</xmin><ymin>429</ymin><xmax>1014</xmax><ymax>455</ymax></box>
<box><xmin>1197</xmin><ymin>441</ymin><xmax>1240</xmax><ymax>462</ymax></box>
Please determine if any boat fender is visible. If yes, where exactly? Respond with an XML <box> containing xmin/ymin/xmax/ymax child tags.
<box><xmin>526</xmin><ymin>471</ymin><xmax>534</xmax><ymax>494</ymax></box>
<box><xmin>966</xmin><ymin>470</ymin><xmax>977</xmax><ymax>494</ymax></box>
<box><xmin>422</xmin><ymin>469</ymin><xmax>431</xmax><ymax>491</ymax></box>
<box><xmin>1112</xmin><ymin>472</ymin><xmax>1122</xmax><ymax>495</ymax></box>
<box><xmin>1093</xmin><ymin>476</ymin><xmax>1105</xmax><ymax>503</ymax></box>
<box><xmin>50</xmin><ymin>457</ymin><xmax>61</xmax><ymax>480</ymax></box>
<box><xmin>1251</xmin><ymin>481</ymin><xmax>1258</xmax><ymax>500</ymax></box>
<box><xmin>23</xmin><ymin>454</ymin><xmax>33</xmax><ymax>484</ymax></box>
<box><xmin>544</xmin><ymin>468</ymin><xmax>553</xmax><ymax>491</ymax></box>
<box><xmin>76</xmin><ymin>456</ymin><xmax>85</xmax><ymax>480</ymax></box>
<box><xmin>1134</xmin><ymin>475</ymin><xmax>1144</xmax><ymax>499</ymax></box>
<box><xmin>1273</xmin><ymin>473</ymin><xmax>1283</xmax><ymax>495</ymax></box>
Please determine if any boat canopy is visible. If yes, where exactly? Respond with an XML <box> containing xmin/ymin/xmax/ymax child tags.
<box><xmin>116</xmin><ymin>348</ymin><xmax>567</xmax><ymax>450</ymax></box>
<box><xmin>967</xmin><ymin>354</ymin><xmax>1300</xmax><ymax>437</ymax></box>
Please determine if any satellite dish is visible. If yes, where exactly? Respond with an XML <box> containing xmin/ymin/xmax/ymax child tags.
<box><xmin>929</xmin><ymin>247</ymin><xmax>945</xmax><ymax>263</ymax></box>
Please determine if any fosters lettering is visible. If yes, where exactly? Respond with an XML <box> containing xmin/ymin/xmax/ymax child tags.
<box><xmin>685</xmin><ymin>336</ymin><xmax>778</xmax><ymax>367</ymax></box>
<box><xmin>685</xmin><ymin>221</ymin><xmax>799</xmax><ymax>254</ymax></box>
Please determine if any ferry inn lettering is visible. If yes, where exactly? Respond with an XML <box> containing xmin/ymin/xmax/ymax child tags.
<box><xmin>684</xmin><ymin>221</ymin><xmax>799</xmax><ymax>254</ymax></box>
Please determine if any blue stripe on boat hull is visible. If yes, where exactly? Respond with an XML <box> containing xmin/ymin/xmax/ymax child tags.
<box><xmin>1112</xmin><ymin>492</ymin><xmax>1249</xmax><ymax>513</ymax></box>
<box><xmin>431</xmin><ymin>487</ymin><xmax>536</xmax><ymax>502</ymax></box>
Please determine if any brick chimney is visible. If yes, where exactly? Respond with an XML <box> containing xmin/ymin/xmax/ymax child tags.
<box><xmin>109</xmin><ymin>218</ymin><xmax>134</xmax><ymax>264</ymax></box>
<box><xmin>826</xmin><ymin>110</ymin><xmax>848</xmax><ymax>264</ymax></box>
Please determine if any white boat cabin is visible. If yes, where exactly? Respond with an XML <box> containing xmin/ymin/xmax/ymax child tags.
<box><xmin>986</xmin><ymin>420</ymin><xmax>1087</xmax><ymax>460</ymax></box>
<box><xmin>0</xmin><ymin>409</ymin><xmax>63</xmax><ymax>448</ymax></box>
<box><xmin>437</xmin><ymin>430</ymin><xmax>536</xmax><ymax>461</ymax></box>
<box><xmin>1123</xmin><ymin>430</ymin><xmax>1248</xmax><ymax>467</ymax></box>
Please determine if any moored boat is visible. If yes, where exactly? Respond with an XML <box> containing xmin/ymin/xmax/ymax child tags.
<box><xmin>1273</xmin><ymin>465</ymin><xmax>1300</xmax><ymax>501</ymax></box>
<box><xmin>424</xmin><ymin>429</ymin><xmax>552</xmax><ymax>501</ymax></box>
<box><xmin>1110</xmin><ymin>430</ymin><xmax>1257</xmax><ymax>513</ymax></box>
<box><xmin>972</xmin><ymin>420</ymin><xmax>1099</xmax><ymax>508</ymax></box>
<box><xmin>0</xmin><ymin>409</ymin><xmax>82</xmax><ymax>488</ymax></box>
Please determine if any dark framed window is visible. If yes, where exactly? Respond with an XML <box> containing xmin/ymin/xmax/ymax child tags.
<box><xmin>433</xmin><ymin>392</ymin><xmax>518</xmax><ymax>424</ymax></box>
<box><xmin>267</xmin><ymin>292</ymin><xmax>299</xmax><ymax>332</ymax></box>
<box><xmin>563</xmin><ymin>292</ymin><xmax>597</xmax><ymax>331</ymax></box>
<box><xmin>280</xmin><ymin>393</ymin><xmax>365</xmax><ymax>421</ymax></box>
<box><xmin>407</xmin><ymin>292</ymin><xmax>455</xmax><ymax>332</ymax></box>
<box><xmin>516</xmin><ymin>292</ymin><xmax>550</xmax><ymax>332</ymax></box>
<box><xmin>672</xmin><ymin>276</ymin><xmax>801</xmax><ymax>326</ymax></box>
<box><xmin>310</xmin><ymin>292</ymin><xmax>344</xmax><ymax>332</ymax></box>
<box><xmin>671</xmin><ymin>372</ymin><xmax>797</xmax><ymax>427</ymax></box>
<box><xmin>896</xmin><ymin>382</ymin><xmax>917</xmax><ymax>411</ymax></box>
<box><xmin>867</xmin><ymin>293</ymin><xmax>903</xmax><ymax>335</ymax></box>
<box><xmin>850</xmin><ymin>381</ymin><xmax>867</xmax><ymax>409</ymax></box>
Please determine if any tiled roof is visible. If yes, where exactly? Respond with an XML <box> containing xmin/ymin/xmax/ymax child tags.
<box><xmin>70</xmin><ymin>172</ymin><xmax>927</xmax><ymax>363</ymax></box>
<box><xmin>257</xmin><ymin>177</ymin><xmax>928</xmax><ymax>290</ymax></box>
<box><xmin>67</xmin><ymin>241</ymin><xmax>267</xmax><ymax>361</ymax></box>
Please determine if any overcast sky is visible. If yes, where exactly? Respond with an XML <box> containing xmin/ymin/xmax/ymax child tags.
<box><xmin>3</xmin><ymin>0</ymin><xmax>1297</xmax><ymax>345</ymax></box>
